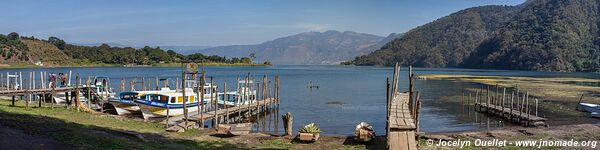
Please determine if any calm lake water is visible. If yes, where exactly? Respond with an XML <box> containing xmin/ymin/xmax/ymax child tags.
<box><xmin>1</xmin><ymin>65</ymin><xmax>598</xmax><ymax>135</ymax></box>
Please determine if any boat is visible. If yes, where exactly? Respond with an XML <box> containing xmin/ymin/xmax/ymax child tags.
<box><xmin>135</xmin><ymin>91</ymin><xmax>200</xmax><ymax>120</ymax></box>
<box><xmin>592</xmin><ymin>112</ymin><xmax>600</xmax><ymax>118</ymax></box>
<box><xmin>83</xmin><ymin>76</ymin><xmax>115</xmax><ymax>99</ymax></box>
<box><xmin>53</xmin><ymin>91</ymin><xmax>89</xmax><ymax>104</ymax></box>
<box><xmin>578</xmin><ymin>103</ymin><xmax>599</xmax><ymax>113</ymax></box>
<box><xmin>578</xmin><ymin>103</ymin><xmax>599</xmax><ymax>118</ymax></box>
<box><xmin>109</xmin><ymin>88</ymin><xmax>174</xmax><ymax>115</ymax></box>
<box><xmin>217</xmin><ymin>80</ymin><xmax>257</xmax><ymax>107</ymax></box>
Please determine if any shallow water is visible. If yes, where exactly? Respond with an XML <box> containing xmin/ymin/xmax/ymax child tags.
<box><xmin>0</xmin><ymin>65</ymin><xmax>598</xmax><ymax>135</ymax></box>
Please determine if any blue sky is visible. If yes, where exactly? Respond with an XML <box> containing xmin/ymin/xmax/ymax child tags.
<box><xmin>1</xmin><ymin>0</ymin><xmax>525</xmax><ymax>47</ymax></box>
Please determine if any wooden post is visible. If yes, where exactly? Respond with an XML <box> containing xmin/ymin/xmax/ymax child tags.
<box><xmin>11</xmin><ymin>95</ymin><xmax>15</xmax><ymax>107</ymax></box>
<box><xmin>415</xmin><ymin>92</ymin><xmax>421</xmax><ymax>132</ymax></box>
<box><xmin>275</xmin><ymin>75</ymin><xmax>280</xmax><ymax>136</ymax></box>
<box><xmin>502</xmin><ymin>88</ymin><xmax>505</xmax><ymax>115</ymax></box>
<box><xmin>87</xmin><ymin>79</ymin><xmax>91</xmax><ymax>108</ymax></box>
<box><xmin>197</xmin><ymin>74</ymin><xmax>202</xmax><ymax>128</ymax></box>
<box><xmin>475</xmin><ymin>88</ymin><xmax>479</xmax><ymax>111</ymax></box>
<box><xmin>212</xmin><ymin>77</ymin><xmax>218</xmax><ymax>128</ymax></box>
<box><xmin>256</xmin><ymin>81</ymin><xmax>261</xmax><ymax>129</ymax></box>
<box><xmin>495</xmin><ymin>84</ymin><xmax>498</xmax><ymax>107</ymax></box>
<box><xmin>51</xmin><ymin>81</ymin><xmax>55</xmax><ymax>109</ymax></box>
<box><xmin>224</xmin><ymin>81</ymin><xmax>229</xmax><ymax>124</ymax></box>
<box><xmin>26</xmin><ymin>72</ymin><xmax>30</xmax><ymax>109</ymax></box>
<box><xmin>208</xmin><ymin>76</ymin><xmax>214</xmax><ymax>128</ymax></box>
<box><xmin>576</xmin><ymin>94</ymin><xmax>584</xmax><ymax>110</ymax></box>
<box><xmin>282</xmin><ymin>112</ymin><xmax>293</xmax><ymax>136</ymax></box>
<box><xmin>263</xmin><ymin>76</ymin><xmax>268</xmax><ymax>132</ymax></box>
<box><xmin>235</xmin><ymin>76</ymin><xmax>240</xmax><ymax>122</ymax></box>
<box><xmin>526</xmin><ymin>92</ymin><xmax>529</xmax><ymax>126</ymax></box>
<box><xmin>386</xmin><ymin>77</ymin><xmax>390</xmax><ymax>136</ymax></box>
<box><xmin>486</xmin><ymin>85</ymin><xmax>489</xmax><ymax>112</ymax></box>
<box><xmin>182</xmin><ymin>71</ymin><xmax>188</xmax><ymax>130</ymax></box>
<box><xmin>535</xmin><ymin>98</ymin><xmax>538</xmax><ymax>117</ymax></box>
<box><xmin>510</xmin><ymin>90</ymin><xmax>514</xmax><ymax>120</ymax></box>
<box><xmin>75</xmin><ymin>73</ymin><xmax>80</xmax><ymax>112</ymax></box>
<box><xmin>142</xmin><ymin>77</ymin><xmax>146</xmax><ymax>91</ymax></box>
<box><xmin>199</xmin><ymin>75</ymin><xmax>205</xmax><ymax>129</ymax></box>
<box><xmin>461</xmin><ymin>90</ymin><xmax>464</xmax><ymax>106</ymax></box>
<box><xmin>176</xmin><ymin>77</ymin><xmax>179</xmax><ymax>91</ymax></box>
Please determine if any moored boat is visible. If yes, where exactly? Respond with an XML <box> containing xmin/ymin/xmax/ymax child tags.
<box><xmin>109</xmin><ymin>88</ymin><xmax>175</xmax><ymax>115</ymax></box>
<box><xmin>578</xmin><ymin>103</ymin><xmax>599</xmax><ymax>113</ymax></box>
<box><xmin>135</xmin><ymin>92</ymin><xmax>199</xmax><ymax>120</ymax></box>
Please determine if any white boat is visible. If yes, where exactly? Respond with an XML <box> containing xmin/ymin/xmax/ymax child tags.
<box><xmin>109</xmin><ymin>88</ymin><xmax>174</xmax><ymax>115</ymax></box>
<box><xmin>53</xmin><ymin>91</ymin><xmax>88</xmax><ymax>104</ymax></box>
<box><xmin>592</xmin><ymin>112</ymin><xmax>600</xmax><ymax>118</ymax></box>
<box><xmin>578</xmin><ymin>103</ymin><xmax>599</xmax><ymax>113</ymax></box>
<box><xmin>217</xmin><ymin>80</ymin><xmax>257</xmax><ymax>107</ymax></box>
<box><xmin>83</xmin><ymin>76</ymin><xmax>115</xmax><ymax>99</ymax></box>
<box><xmin>578</xmin><ymin>103</ymin><xmax>599</xmax><ymax>118</ymax></box>
<box><xmin>135</xmin><ymin>91</ymin><xmax>200</xmax><ymax>120</ymax></box>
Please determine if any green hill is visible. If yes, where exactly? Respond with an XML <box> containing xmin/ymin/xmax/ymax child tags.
<box><xmin>350</xmin><ymin>0</ymin><xmax>600</xmax><ymax>72</ymax></box>
<box><xmin>21</xmin><ymin>39</ymin><xmax>71</xmax><ymax>66</ymax></box>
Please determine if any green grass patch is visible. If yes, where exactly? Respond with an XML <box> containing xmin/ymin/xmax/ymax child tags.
<box><xmin>0</xmin><ymin>100</ymin><xmax>244</xmax><ymax>149</ymax></box>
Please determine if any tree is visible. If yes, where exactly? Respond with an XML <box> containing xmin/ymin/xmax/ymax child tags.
<box><xmin>48</xmin><ymin>36</ymin><xmax>66</xmax><ymax>49</ymax></box>
<box><xmin>7</xmin><ymin>32</ymin><xmax>19</xmax><ymax>40</ymax></box>
<box><xmin>249</xmin><ymin>53</ymin><xmax>256</xmax><ymax>62</ymax></box>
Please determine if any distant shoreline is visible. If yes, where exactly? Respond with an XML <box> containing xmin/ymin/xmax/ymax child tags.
<box><xmin>0</xmin><ymin>62</ymin><xmax>269</xmax><ymax>69</ymax></box>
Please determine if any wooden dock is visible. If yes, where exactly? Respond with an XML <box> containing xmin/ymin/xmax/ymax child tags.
<box><xmin>387</xmin><ymin>92</ymin><xmax>417</xmax><ymax>150</ymax></box>
<box><xmin>386</xmin><ymin>64</ymin><xmax>420</xmax><ymax>150</ymax></box>
<box><xmin>462</xmin><ymin>85</ymin><xmax>548</xmax><ymax>127</ymax></box>
<box><xmin>0</xmin><ymin>87</ymin><xmax>75</xmax><ymax>96</ymax></box>
<box><xmin>475</xmin><ymin>102</ymin><xmax>547</xmax><ymax>127</ymax></box>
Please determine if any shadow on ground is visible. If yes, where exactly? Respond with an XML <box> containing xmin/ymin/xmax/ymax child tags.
<box><xmin>0</xmin><ymin>105</ymin><xmax>244</xmax><ymax>150</ymax></box>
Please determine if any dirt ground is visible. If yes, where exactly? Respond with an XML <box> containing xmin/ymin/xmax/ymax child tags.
<box><xmin>420</xmin><ymin>123</ymin><xmax>600</xmax><ymax>149</ymax></box>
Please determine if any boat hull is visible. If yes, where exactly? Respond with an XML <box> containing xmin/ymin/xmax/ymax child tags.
<box><xmin>109</xmin><ymin>101</ymin><xmax>139</xmax><ymax>115</ymax></box>
<box><xmin>578</xmin><ymin>103</ymin><xmax>599</xmax><ymax>113</ymax></box>
<box><xmin>137</xmin><ymin>102</ymin><xmax>199</xmax><ymax>120</ymax></box>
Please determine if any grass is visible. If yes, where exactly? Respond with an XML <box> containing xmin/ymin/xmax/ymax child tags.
<box><xmin>418</xmin><ymin>74</ymin><xmax>600</xmax><ymax>103</ymax></box>
<box><xmin>0</xmin><ymin>100</ymin><xmax>245</xmax><ymax>149</ymax></box>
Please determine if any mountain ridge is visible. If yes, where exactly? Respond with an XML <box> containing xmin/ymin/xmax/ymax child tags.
<box><xmin>197</xmin><ymin>30</ymin><xmax>400</xmax><ymax>64</ymax></box>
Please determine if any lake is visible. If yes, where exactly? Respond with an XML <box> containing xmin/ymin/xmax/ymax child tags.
<box><xmin>0</xmin><ymin>65</ymin><xmax>598</xmax><ymax>135</ymax></box>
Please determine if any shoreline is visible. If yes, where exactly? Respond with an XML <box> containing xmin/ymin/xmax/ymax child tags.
<box><xmin>0</xmin><ymin>63</ymin><xmax>270</xmax><ymax>69</ymax></box>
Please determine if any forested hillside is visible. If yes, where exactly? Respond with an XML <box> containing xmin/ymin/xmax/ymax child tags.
<box><xmin>350</xmin><ymin>0</ymin><xmax>600</xmax><ymax>72</ymax></box>
<box><xmin>348</xmin><ymin>5</ymin><xmax>518</xmax><ymax>67</ymax></box>
<box><xmin>0</xmin><ymin>32</ymin><xmax>259</xmax><ymax>66</ymax></box>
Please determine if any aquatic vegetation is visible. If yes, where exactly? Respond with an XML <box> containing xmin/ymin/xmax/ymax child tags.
<box><xmin>418</xmin><ymin>74</ymin><xmax>600</xmax><ymax>103</ymax></box>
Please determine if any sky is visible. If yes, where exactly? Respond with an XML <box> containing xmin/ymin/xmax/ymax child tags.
<box><xmin>0</xmin><ymin>0</ymin><xmax>525</xmax><ymax>47</ymax></box>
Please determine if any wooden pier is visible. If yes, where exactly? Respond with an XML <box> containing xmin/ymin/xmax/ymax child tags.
<box><xmin>387</xmin><ymin>92</ymin><xmax>417</xmax><ymax>150</ymax></box>
<box><xmin>475</xmin><ymin>102</ymin><xmax>547</xmax><ymax>127</ymax></box>
<box><xmin>386</xmin><ymin>64</ymin><xmax>420</xmax><ymax>150</ymax></box>
<box><xmin>463</xmin><ymin>85</ymin><xmax>548</xmax><ymax>127</ymax></box>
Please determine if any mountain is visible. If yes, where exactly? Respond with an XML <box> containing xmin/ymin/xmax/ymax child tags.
<box><xmin>349</xmin><ymin>5</ymin><xmax>519</xmax><ymax>67</ymax></box>
<box><xmin>351</xmin><ymin>0</ymin><xmax>600</xmax><ymax>72</ymax></box>
<box><xmin>462</xmin><ymin>0</ymin><xmax>600</xmax><ymax>71</ymax></box>
<box><xmin>198</xmin><ymin>30</ymin><xmax>396</xmax><ymax>64</ymax></box>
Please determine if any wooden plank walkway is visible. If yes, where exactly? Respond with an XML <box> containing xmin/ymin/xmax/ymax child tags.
<box><xmin>387</xmin><ymin>92</ymin><xmax>417</xmax><ymax>150</ymax></box>
<box><xmin>475</xmin><ymin>102</ymin><xmax>547</xmax><ymax>127</ymax></box>
<box><xmin>186</xmin><ymin>98</ymin><xmax>275</xmax><ymax>121</ymax></box>
<box><xmin>165</xmin><ymin>98</ymin><xmax>276</xmax><ymax>131</ymax></box>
